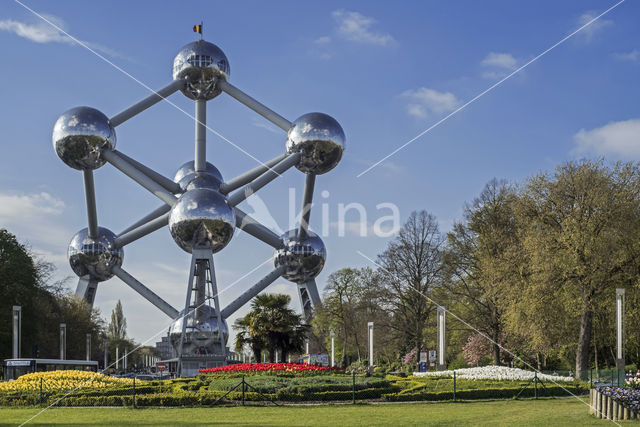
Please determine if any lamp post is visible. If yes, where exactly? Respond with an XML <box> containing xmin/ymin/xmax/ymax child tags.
<box><xmin>59</xmin><ymin>323</ymin><xmax>67</xmax><ymax>360</ymax></box>
<box><xmin>437</xmin><ymin>306</ymin><xmax>446</xmax><ymax>371</ymax></box>
<box><xmin>86</xmin><ymin>333</ymin><xmax>92</xmax><ymax>361</ymax></box>
<box><xmin>116</xmin><ymin>346</ymin><xmax>119</xmax><ymax>370</ymax></box>
<box><xmin>330</xmin><ymin>331</ymin><xmax>335</xmax><ymax>367</ymax></box>
<box><xmin>616</xmin><ymin>289</ymin><xmax>625</xmax><ymax>371</ymax></box>
<box><xmin>367</xmin><ymin>322</ymin><xmax>374</xmax><ymax>367</ymax></box>
<box><xmin>12</xmin><ymin>306</ymin><xmax>21</xmax><ymax>359</ymax></box>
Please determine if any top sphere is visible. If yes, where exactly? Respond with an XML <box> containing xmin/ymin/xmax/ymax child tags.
<box><xmin>52</xmin><ymin>107</ymin><xmax>116</xmax><ymax>170</ymax></box>
<box><xmin>172</xmin><ymin>40</ymin><xmax>230</xmax><ymax>100</ymax></box>
<box><xmin>286</xmin><ymin>112</ymin><xmax>345</xmax><ymax>175</ymax></box>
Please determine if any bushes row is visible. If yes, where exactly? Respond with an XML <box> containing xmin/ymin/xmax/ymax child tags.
<box><xmin>383</xmin><ymin>384</ymin><xmax>587</xmax><ymax>402</ymax></box>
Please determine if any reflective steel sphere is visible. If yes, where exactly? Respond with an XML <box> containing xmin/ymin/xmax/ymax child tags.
<box><xmin>169</xmin><ymin>306</ymin><xmax>229</xmax><ymax>354</ymax></box>
<box><xmin>169</xmin><ymin>188</ymin><xmax>235</xmax><ymax>253</ymax></box>
<box><xmin>172</xmin><ymin>40</ymin><xmax>230</xmax><ymax>100</ymax></box>
<box><xmin>274</xmin><ymin>229</ymin><xmax>326</xmax><ymax>283</ymax></box>
<box><xmin>68</xmin><ymin>227</ymin><xmax>124</xmax><ymax>282</ymax></box>
<box><xmin>52</xmin><ymin>107</ymin><xmax>116</xmax><ymax>170</ymax></box>
<box><xmin>174</xmin><ymin>161</ymin><xmax>223</xmax><ymax>191</ymax></box>
<box><xmin>286</xmin><ymin>112</ymin><xmax>345</xmax><ymax>174</ymax></box>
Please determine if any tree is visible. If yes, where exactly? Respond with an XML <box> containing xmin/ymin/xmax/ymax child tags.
<box><xmin>108</xmin><ymin>300</ymin><xmax>127</xmax><ymax>341</ymax></box>
<box><xmin>377</xmin><ymin>211</ymin><xmax>444</xmax><ymax>358</ymax></box>
<box><xmin>514</xmin><ymin>161</ymin><xmax>640</xmax><ymax>377</ymax></box>
<box><xmin>441</xmin><ymin>179</ymin><xmax>517</xmax><ymax>365</ymax></box>
<box><xmin>313</xmin><ymin>268</ymin><xmax>393</xmax><ymax>366</ymax></box>
<box><xmin>234</xmin><ymin>294</ymin><xmax>308</xmax><ymax>362</ymax></box>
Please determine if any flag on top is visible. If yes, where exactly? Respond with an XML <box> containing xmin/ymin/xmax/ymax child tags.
<box><xmin>193</xmin><ymin>24</ymin><xmax>202</xmax><ymax>34</ymax></box>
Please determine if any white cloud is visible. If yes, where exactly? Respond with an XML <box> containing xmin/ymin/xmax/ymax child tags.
<box><xmin>0</xmin><ymin>14</ymin><xmax>127</xmax><ymax>59</ymax></box>
<box><xmin>572</xmin><ymin>119</ymin><xmax>640</xmax><ymax>158</ymax></box>
<box><xmin>401</xmin><ymin>87</ymin><xmax>461</xmax><ymax>118</ymax></box>
<box><xmin>251</xmin><ymin>118</ymin><xmax>281</xmax><ymax>134</ymax></box>
<box><xmin>332</xmin><ymin>10</ymin><xmax>394</xmax><ymax>46</ymax></box>
<box><xmin>481</xmin><ymin>52</ymin><xmax>517</xmax><ymax>70</ymax></box>
<box><xmin>314</xmin><ymin>36</ymin><xmax>331</xmax><ymax>45</ymax></box>
<box><xmin>481</xmin><ymin>52</ymin><xmax>518</xmax><ymax>79</ymax></box>
<box><xmin>613</xmin><ymin>49</ymin><xmax>640</xmax><ymax>62</ymax></box>
<box><xmin>576</xmin><ymin>11</ymin><xmax>613</xmax><ymax>43</ymax></box>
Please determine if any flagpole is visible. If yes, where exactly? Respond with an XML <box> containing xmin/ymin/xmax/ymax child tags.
<box><xmin>201</xmin><ymin>21</ymin><xmax>203</xmax><ymax>40</ymax></box>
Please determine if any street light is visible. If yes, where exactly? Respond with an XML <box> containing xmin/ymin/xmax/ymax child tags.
<box><xmin>12</xmin><ymin>306</ymin><xmax>21</xmax><ymax>359</ymax></box>
<box><xmin>367</xmin><ymin>322</ymin><xmax>374</xmax><ymax>367</ymax></box>
<box><xmin>330</xmin><ymin>331</ymin><xmax>335</xmax><ymax>367</ymax></box>
<box><xmin>59</xmin><ymin>323</ymin><xmax>67</xmax><ymax>360</ymax></box>
<box><xmin>616</xmin><ymin>289</ymin><xmax>625</xmax><ymax>371</ymax></box>
<box><xmin>437</xmin><ymin>306</ymin><xmax>446</xmax><ymax>371</ymax></box>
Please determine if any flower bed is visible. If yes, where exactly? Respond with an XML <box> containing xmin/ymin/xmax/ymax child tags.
<box><xmin>414</xmin><ymin>365</ymin><xmax>574</xmax><ymax>382</ymax></box>
<box><xmin>199</xmin><ymin>363</ymin><xmax>343</xmax><ymax>375</ymax></box>
<box><xmin>0</xmin><ymin>370</ymin><xmax>137</xmax><ymax>392</ymax></box>
<box><xmin>598</xmin><ymin>386</ymin><xmax>640</xmax><ymax>413</ymax></box>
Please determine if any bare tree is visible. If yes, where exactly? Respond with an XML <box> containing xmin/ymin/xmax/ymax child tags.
<box><xmin>377</xmin><ymin>211</ymin><xmax>444</xmax><ymax>356</ymax></box>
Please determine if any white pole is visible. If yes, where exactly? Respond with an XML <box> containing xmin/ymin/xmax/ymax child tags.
<box><xmin>437</xmin><ymin>306</ymin><xmax>446</xmax><ymax>370</ymax></box>
<box><xmin>59</xmin><ymin>323</ymin><xmax>66</xmax><ymax>360</ymax></box>
<box><xmin>305</xmin><ymin>339</ymin><xmax>309</xmax><ymax>355</ymax></box>
<box><xmin>330</xmin><ymin>331</ymin><xmax>335</xmax><ymax>367</ymax></box>
<box><xmin>12</xmin><ymin>306</ymin><xmax>21</xmax><ymax>359</ymax></box>
<box><xmin>124</xmin><ymin>348</ymin><xmax>128</xmax><ymax>371</ymax></box>
<box><xmin>86</xmin><ymin>333</ymin><xmax>91</xmax><ymax>361</ymax></box>
<box><xmin>116</xmin><ymin>346</ymin><xmax>119</xmax><ymax>370</ymax></box>
<box><xmin>616</xmin><ymin>289</ymin><xmax>625</xmax><ymax>370</ymax></box>
<box><xmin>368</xmin><ymin>322</ymin><xmax>374</xmax><ymax>367</ymax></box>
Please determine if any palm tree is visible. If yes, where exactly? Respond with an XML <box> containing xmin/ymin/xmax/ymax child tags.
<box><xmin>234</xmin><ymin>294</ymin><xmax>308</xmax><ymax>362</ymax></box>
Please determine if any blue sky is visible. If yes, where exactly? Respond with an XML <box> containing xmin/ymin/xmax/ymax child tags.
<box><xmin>1</xmin><ymin>0</ymin><xmax>639</xmax><ymax>344</ymax></box>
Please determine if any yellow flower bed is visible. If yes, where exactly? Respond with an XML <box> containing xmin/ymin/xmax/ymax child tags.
<box><xmin>0</xmin><ymin>370</ymin><xmax>139</xmax><ymax>392</ymax></box>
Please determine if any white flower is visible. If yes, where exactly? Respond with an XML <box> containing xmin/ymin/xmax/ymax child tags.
<box><xmin>413</xmin><ymin>365</ymin><xmax>573</xmax><ymax>382</ymax></box>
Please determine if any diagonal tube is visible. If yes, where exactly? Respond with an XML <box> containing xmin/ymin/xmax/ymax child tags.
<box><xmin>217</xmin><ymin>80</ymin><xmax>292</xmax><ymax>131</ymax></box>
<box><xmin>82</xmin><ymin>170</ymin><xmax>99</xmax><ymax>239</ymax></box>
<box><xmin>305</xmin><ymin>279</ymin><xmax>321</xmax><ymax>306</ymax></box>
<box><xmin>219</xmin><ymin>153</ymin><xmax>287</xmax><ymax>194</ymax></box>
<box><xmin>110</xmin><ymin>79</ymin><xmax>186</xmax><ymax>127</ymax></box>
<box><xmin>234</xmin><ymin>208</ymin><xmax>283</xmax><ymax>249</ymax></box>
<box><xmin>220</xmin><ymin>266</ymin><xmax>286</xmax><ymax>319</ymax></box>
<box><xmin>298</xmin><ymin>173</ymin><xmax>316</xmax><ymax>239</ymax></box>
<box><xmin>113</xmin><ymin>211</ymin><xmax>169</xmax><ymax>248</ymax></box>
<box><xmin>102</xmin><ymin>149</ymin><xmax>178</xmax><ymax>206</ymax></box>
<box><xmin>111</xmin><ymin>265</ymin><xmax>179</xmax><ymax>319</ymax></box>
<box><xmin>115</xmin><ymin>150</ymin><xmax>182</xmax><ymax>194</ymax></box>
<box><xmin>118</xmin><ymin>204</ymin><xmax>171</xmax><ymax>236</ymax></box>
<box><xmin>228</xmin><ymin>152</ymin><xmax>300</xmax><ymax>206</ymax></box>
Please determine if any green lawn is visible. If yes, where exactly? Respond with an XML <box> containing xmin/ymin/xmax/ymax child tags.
<box><xmin>0</xmin><ymin>397</ymin><xmax>628</xmax><ymax>426</ymax></box>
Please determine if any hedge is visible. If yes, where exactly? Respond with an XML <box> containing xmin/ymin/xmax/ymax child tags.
<box><xmin>383</xmin><ymin>384</ymin><xmax>587</xmax><ymax>402</ymax></box>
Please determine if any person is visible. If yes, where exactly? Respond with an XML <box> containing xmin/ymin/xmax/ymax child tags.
<box><xmin>568</xmin><ymin>369</ymin><xmax>574</xmax><ymax>378</ymax></box>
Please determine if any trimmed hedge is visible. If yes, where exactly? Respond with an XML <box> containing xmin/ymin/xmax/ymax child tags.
<box><xmin>383</xmin><ymin>384</ymin><xmax>587</xmax><ymax>402</ymax></box>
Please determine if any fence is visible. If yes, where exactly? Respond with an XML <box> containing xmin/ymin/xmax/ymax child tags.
<box><xmin>0</xmin><ymin>369</ymin><xmax>601</xmax><ymax>407</ymax></box>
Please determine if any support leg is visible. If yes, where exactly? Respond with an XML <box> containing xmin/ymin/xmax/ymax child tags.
<box><xmin>75</xmin><ymin>276</ymin><xmax>99</xmax><ymax>307</ymax></box>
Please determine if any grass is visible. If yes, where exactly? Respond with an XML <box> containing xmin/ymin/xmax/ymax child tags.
<box><xmin>0</xmin><ymin>397</ymin><xmax>628</xmax><ymax>426</ymax></box>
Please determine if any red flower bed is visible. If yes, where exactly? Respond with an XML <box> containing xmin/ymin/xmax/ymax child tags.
<box><xmin>199</xmin><ymin>362</ymin><xmax>342</xmax><ymax>374</ymax></box>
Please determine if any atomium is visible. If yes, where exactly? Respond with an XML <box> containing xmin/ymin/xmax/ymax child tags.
<box><xmin>52</xmin><ymin>107</ymin><xmax>116</xmax><ymax>170</ymax></box>
<box><xmin>274</xmin><ymin>230</ymin><xmax>326</xmax><ymax>283</ymax></box>
<box><xmin>54</xmin><ymin>37</ymin><xmax>345</xmax><ymax>375</ymax></box>
<box><xmin>68</xmin><ymin>227</ymin><xmax>123</xmax><ymax>282</ymax></box>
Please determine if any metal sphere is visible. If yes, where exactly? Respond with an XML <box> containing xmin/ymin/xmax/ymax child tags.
<box><xmin>169</xmin><ymin>306</ymin><xmax>229</xmax><ymax>354</ymax></box>
<box><xmin>274</xmin><ymin>229</ymin><xmax>326</xmax><ymax>283</ymax></box>
<box><xmin>172</xmin><ymin>40</ymin><xmax>230</xmax><ymax>100</ymax></box>
<box><xmin>52</xmin><ymin>107</ymin><xmax>116</xmax><ymax>170</ymax></box>
<box><xmin>169</xmin><ymin>188</ymin><xmax>235</xmax><ymax>253</ymax></box>
<box><xmin>174</xmin><ymin>161</ymin><xmax>223</xmax><ymax>191</ymax></box>
<box><xmin>286</xmin><ymin>112</ymin><xmax>345</xmax><ymax>175</ymax></box>
<box><xmin>68</xmin><ymin>227</ymin><xmax>123</xmax><ymax>282</ymax></box>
